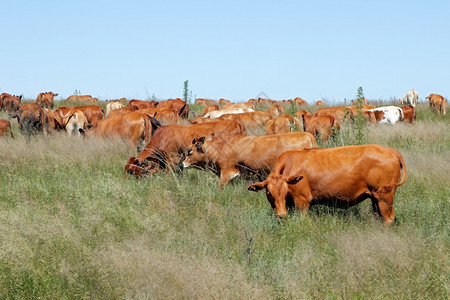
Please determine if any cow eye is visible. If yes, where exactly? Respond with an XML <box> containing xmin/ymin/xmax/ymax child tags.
<box><xmin>187</xmin><ymin>148</ymin><xmax>192</xmax><ymax>156</ymax></box>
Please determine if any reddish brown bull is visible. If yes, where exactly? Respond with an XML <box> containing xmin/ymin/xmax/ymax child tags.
<box><xmin>426</xmin><ymin>93</ymin><xmax>447</xmax><ymax>115</ymax></box>
<box><xmin>248</xmin><ymin>145</ymin><xmax>407</xmax><ymax>225</ymax></box>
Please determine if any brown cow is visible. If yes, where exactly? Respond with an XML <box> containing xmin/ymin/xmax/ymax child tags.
<box><xmin>18</xmin><ymin>105</ymin><xmax>50</xmax><ymax>136</ymax></box>
<box><xmin>293</xmin><ymin>97</ymin><xmax>308</xmax><ymax>106</ymax></box>
<box><xmin>426</xmin><ymin>93</ymin><xmax>447</xmax><ymax>115</ymax></box>
<box><xmin>139</xmin><ymin>108</ymin><xmax>181</xmax><ymax>125</ymax></box>
<box><xmin>158</xmin><ymin>98</ymin><xmax>190</xmax><ymax>119</ymax></box>
<box><xmin>266</xmin><ymin>104</ymin><xmax>285</xmax><ymax>119</ymax></box>
<box><xmin>65</xmin><ymin>95</ymin><xmax>99</xmax><ymax>102</ymax></box>
<box><xmin>1</xmin><ymin>94</ymin><xmax>22</xmax><ymax>113</ymax></box>
<box><xmin>81</xmin><ymin>111</ymin><xmax>159</xmax><ymax>152</ymax></box>
<box><xmin>128</xmin><ymin>99</ymin><xmax>158</xmax><ymax>111</ymax></box>
<box><xmin>302</xmin><ymin>114</ymin><xmax>340</xmax><ymax>145</ymax></box>
<box><xmin>265</xmin><ymin>114</ymin><xmax>301</xmax><ymax>135</ymax></box>
<box><xmin>183</xmin><ymin>132</ymin><xmax>317</xmax><ymax>185</ymax></box>
<box><xmin>248</xmin><ymin>145</ymin><xmax>407</xmax><ymax>225</ymax></box>
<box><xmin>36</xmin><ymin>91</ymin><xmax>58</xmax><ymax>109</ymax></box>
<box><xmin>201</xmin><ymin>104</ymin><xmax>220</xmax><ymax>116</ymax></box>
<box><xmin>125</xmin><ymin>120</ymin><xmax>247</xmax><ymax>177</ymax></box>
<box><xmin>0</xmin><ymin>119</ymin><xmax>14</xmax><ymax>138</ymax></box>
<box><xmin>218</xmin><ymin>98</ymin><xmax>232</xmax><ymax>106</ymax></box>
<box><xmin>400</xmin><ymin>105</ymin><xmax>417</xmax><ymax>124</ymax></box>
<box><xmin>257</xmin><ymin>98</ymin><xmax>276</xmax><ymax>105</ymax></box>
<box><xmin>56</xmin><ymin>105</ymin><xmax>104</xmax><ymax>127</ymax></box>
<box><xmin>195</xmin><ymin>98</ymin><xmax>216</xmax><ymax>106</ymax></box>
<box><xmin>315</xmin><ymin>100</ymin><xmax>325</xmax><ymax>106</ymax></box>
<box><xmin>215</xmin><ymin>111</ymin><xmax>270</xmax><ymax>133</ymax></box>
<box><xmin>107</xmin><ymin>106</ymin><xmax>134</xmax><ymax>118</ymax></box>
<box><xmin>312</xmin><ymin>106</ymin><xmax>353</xmax><ymax>123</ymax></box>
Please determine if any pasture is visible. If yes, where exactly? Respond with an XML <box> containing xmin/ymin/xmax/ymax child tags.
<box><xmin>0</xmin><ymin>101</ymin><xmax>448</xmax><ymax>299</ymax></box>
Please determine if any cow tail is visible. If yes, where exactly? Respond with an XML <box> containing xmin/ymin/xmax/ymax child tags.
<box><xmin>379</xmin><ymin>149</ymin><xmax>407</xmax><ymax>194</ymax></box>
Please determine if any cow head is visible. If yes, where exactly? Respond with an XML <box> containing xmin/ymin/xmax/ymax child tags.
<box><xmin>182</xmin><ymin>136</ymin><xmax>209</xmax><ymax>169</ymax></box>
<box><xmin>248</xmin><ymin>175</ymin><xmax>303</xmax><ymax>217</ymax></box>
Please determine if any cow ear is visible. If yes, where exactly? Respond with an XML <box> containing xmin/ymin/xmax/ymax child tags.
<box><xmin>248</xmin><ymin>181</ymin><xmax>266</xmax><ymax>192</ymax></box>
<box><xmin>192</xmin><ymin>138</ymin><xmax>197</xmax><ymax>144</ymax></box>
<box><xmin>198</xmin><ymin>136</ymin><xmax>205</xmax><ymax>144</ymax></box>
<box><xmin>286</xmin><ymin>175</ymin><xmax>303</xmax><ymax>185</ymax></box>
<box><xmin>79</xmin><ymin>128</ymin><xmax>85</xmax><ymax>137</ymax></box>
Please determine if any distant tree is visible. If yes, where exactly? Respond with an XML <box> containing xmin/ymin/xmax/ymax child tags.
<box><xmin>183</xmin><ymin>80</ymin><xmax>191</xmax><ymax>104</ymax></box>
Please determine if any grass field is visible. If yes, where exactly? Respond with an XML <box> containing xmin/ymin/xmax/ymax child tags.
<box><xmin>0</xmin><ymin>102</ymin><xmax>448</xmax><ymax>299</ymax></box>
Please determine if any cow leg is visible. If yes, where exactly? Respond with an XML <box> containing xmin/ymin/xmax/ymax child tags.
<box><xmin>291</xmin><ymin>187</ymin><xmax>313</xmax><ymax>214</ymax></box>
<box><xmin>219</xmin><ymin>167</ymin><xmax>240</xmax><ymax>186</ymax></box>
<box><xmin>371</xmin><ymin>191</ymin><xmax>396</xmax><ymax>225</ymax></box>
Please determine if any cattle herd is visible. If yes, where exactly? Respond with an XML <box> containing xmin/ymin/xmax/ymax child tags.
<box><xmin>0</xmin><ymin>89</ymin><xmax>447</xmax><ymax>225</ymax></box>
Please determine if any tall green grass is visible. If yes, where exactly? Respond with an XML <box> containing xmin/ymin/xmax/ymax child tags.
<box><xmin>0</xmin><ymin>104</ymin><xmax>448</xmax><ymax>299</ymax></box>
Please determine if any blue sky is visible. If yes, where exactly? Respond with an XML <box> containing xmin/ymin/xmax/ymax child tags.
<box><xmin>2</xmin><ymin>0</ymin><xmax>449</xmax><ymax>103</ymax></box>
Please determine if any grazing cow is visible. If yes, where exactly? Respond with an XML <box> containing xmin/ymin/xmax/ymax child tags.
<box><xmin>64</xmin><ymin>109</ymin><xmax>89</xmax><ymax>137</ymax></box>
<box><xmin>106</xmin><ymin>100</ymin><xmax>125</xmax><ymax>117</ymax></box>
<box><xmin>367</xmin><ymin>106</ymin><xmax>403</xmax><ymax>124</ymax></box>
<box><xmin>265</xmin><ymin>114</ymin><xmax>301</xmax><ymax>135</ymax></box>
<box><xmin>293</xmin><ymin>97</ymin><xmax>308</xmax><ymax>106</ymax></box>
<box><xmin>195</xmin><ymin>98</ymin><xmax>216</xmax><ymax>106</ymax></box>
<box><xmin>0</xmin><ymin>119</ymin><xmax>14</xmax><ymax>138</ymax></box>
<box><xmin>1</xmin><ymin>94</ymin><xmax>22</xmax><ymax>113</ymax></box>
<box><xmin>65</xmin><ymin>95</ymin><xmax>99</xmax><ymax>102</ymax></box>
<box><xmin>125</xmin><ymin>120</ymin><xmax>246</xmax><ymax>177</ymax></box>
<box><xmin>248</xmin><ymin>144</ymin><xmax>407</xmax><ymax>225</ymax></box>
<box><xmin>302</xmin><ymin>114</ymin><xmax>340</xmax><ymax>145</ymax></box>
<box><xmin>0</xmin><ymin>93</ymin><xmax>11</xmax><ymax>108</ymax></box>
<box><xmin>426</xmin><ymin>94</ymin><xmax>447</xmax><ymax>115</ymax></box>
<box><xmin>361</xmin><ymin>110</ymin><xmax>378</xmax><ymax>124</ymax></box>
<box><xmin>201</xmin><ymin>104</ymin><xmax>220</xmax><ymax>116</ymax></box>
<box><xmin>157</xmin><ymin>98</ymin><xmax>190</xmax><ymax>119</ymax></box>
<box><xmin>315</xmin><ymin>100</ymin><xmax>325</xmax><ymax>106</ymax></box>
<box><xmin>312</xmin><ymin>106</ymin><xmax>353</xmax><ymax>123</ymax></box>
<box><xmin>218</xmin><ymin>98</ymin><xmax>232</xmax><ymax>106</ymax></box>
<box><xmin>399</xmin><ymin>89</ymin><xmax>418</xmax><ymax>107</ymax></box>
<box><xmin>56</xmin><ymin>105</ymin><xmax>104</xmax><ymax>127</ymax></box>
<box><xmin>128</xmin><ymin>99</ymin><xmax>158</xmax><ymax>111</ymax></box>
<box><xmin>81</xmin><ymin>111</ymin><xmax>159</xmax><ymax>152</ymax></box>
<box><xmin>248</xmin><ymin>99</ymin><xmax>258</xmax><ymax>105</ymax></box>
<box><xmin>400</xmin><ymin>105</ymin><xmax>417</xmax><ymax>123</ymax></box>
<box><xmin>18</xmin><ymin>105</ymin><xmax>50</xmax><ymax>136</ymax></box>
<box><xmin>183</xmin><ymin>132</ymin><xmax>317</xmax><ymax>185</ymax></box>
<box><xmin>257</xmin><ymin>98</ymin><xmax>276</xmax><ymax>105</ymax></box>
<box><xmin>266</xmin><ymin>104</ymin><xmax>285</xmax><ymax>119</ymax></box>
<box><xmin>36</xmin><ymin>91</ymin><xmax>58</xmax><ymax>109</ymax></box>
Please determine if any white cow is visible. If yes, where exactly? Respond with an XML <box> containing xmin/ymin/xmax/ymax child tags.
<box><xmin>368</xmin><ymin>106</ymin><xmax>404</xmax><ymax>124</ymax></box>
<box><xmin>400</xmin><ymin>89</ymin><xmax>419</xmax><ymax>107</ymax></box>
<box><xmin>203</xmin><ymin>107</ymin><xmax>255</xmax><ymax>119</ymax></box>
